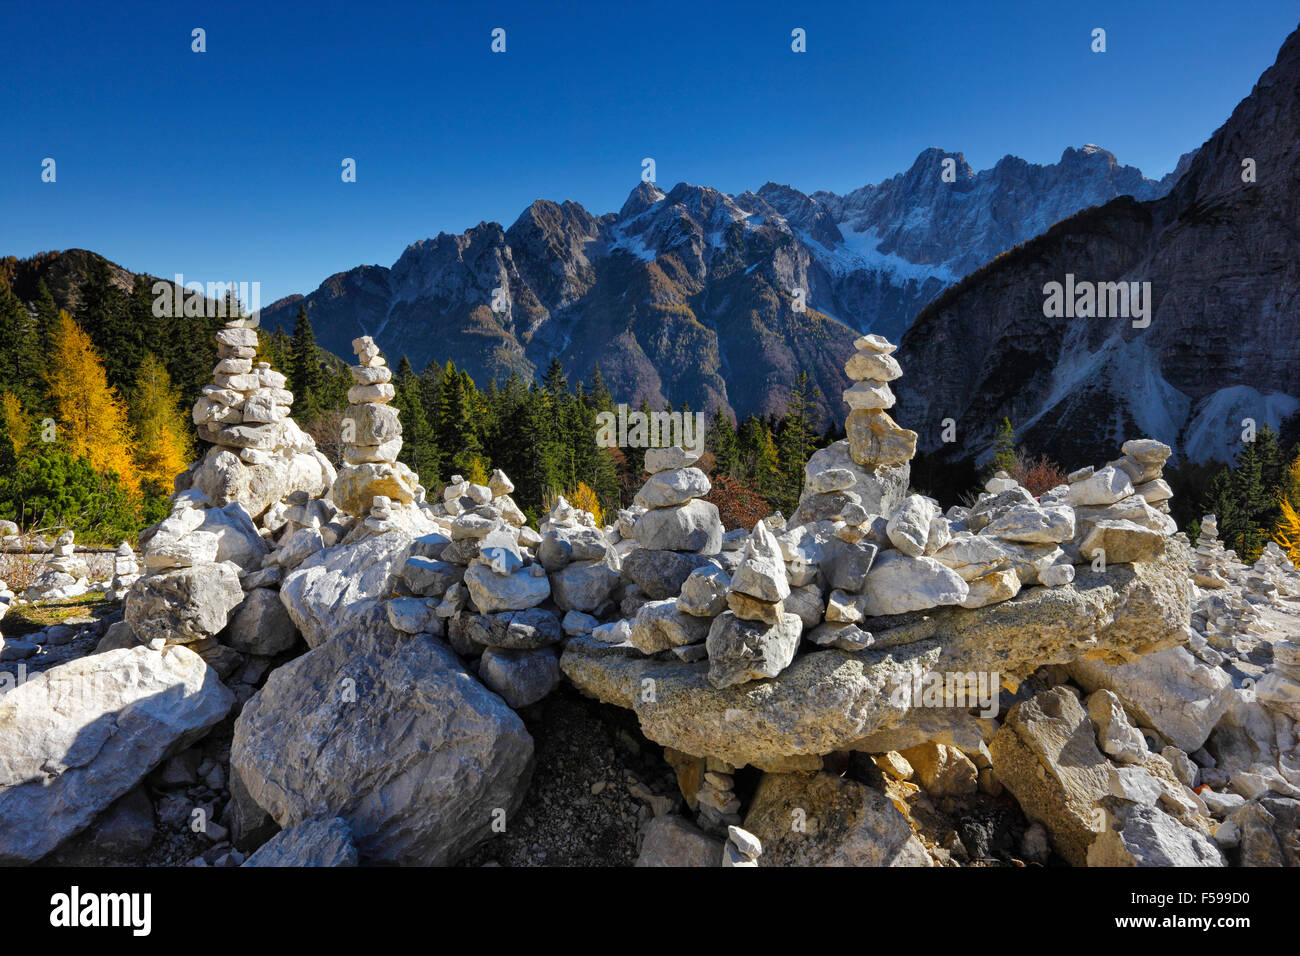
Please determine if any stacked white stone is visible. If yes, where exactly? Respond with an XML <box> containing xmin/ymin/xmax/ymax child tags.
<box><xmin>330</xmin><ymin>336</ymin><xmax>419</xmax><ymax>515</ymax></box>
<box><xmin>193</xmin><ymin>324</ymin><xmax>293</xmax><ymax>441</ymax></box>
<box><xmin>1192</xmin><ymin>515</ymin><xmax>1235</xmax><ymax>589</ymax></box>
<box><xmin>706</xmin><ymin>520</ymin><xmax>802</xmax><ymax>690</ymax></box>
<box><xmin>536</xmin><ymin>494</ymin><xmax>621</xmax><ymax>617</ymax></box>
<box><xmin>108</xmin><ymin>541</ymin><xmax>141</xmax><ymax>600</ymax></box>
<box><xmin>188</xmin><ymin>318</ymin><xmax>334</xmax><ymax>521</ymax></box>
<box><xmin>631</xmin><ymin>447</ymin><xmax>722</xmax><ymax>553</ymax></box>
<box><xmin>24</xmin><ymin>530</ymin><xmax>91</xmax><ymax>601</ymax></box>
<box><xmin>842</xmin><ymin>334</ymin><xmax>917</xmax><ymax>470</ymax></box>
<box><xmin>698</xmin><ymin>760</ymin><xmax>742</xmax><ymax>834</ymax></box>
<box><xmin>1066</xmin><ymin>439</ymin><xmax>1177</xmax><ymax>565</ymax></box>
<box><xmin>617</xmin><ymin>447</ymin><xmax>727</xmax><ymax>658</ymax></box>
<box><xmin>1253</xmin><ymin>541</ymin><xmax>1300</xmax><ymax>599</ymax></box>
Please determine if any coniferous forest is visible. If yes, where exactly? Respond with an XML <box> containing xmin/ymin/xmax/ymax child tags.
<box><xmin>2</xmin><ymin>251</ymin><xmax>1299</xmax><ymax>568</ymax></box>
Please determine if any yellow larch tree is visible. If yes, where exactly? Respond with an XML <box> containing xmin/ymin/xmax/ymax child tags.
<box><xmin>1273</xmin><ymin>454</ymin><xmax>1300</xmax><ymax>564</ymax></box>
<box><xmin>567</xmin><ymin>480</ymin><xmax>604</xmax><ymax>526</ymax></box>
<box><xmin>0</xmin><ymin>391</ymin><xmax>32</xmax><ymax>454</ymax></box>
<box><xmin>46</xmin><ymin>310</ymin><xmax>141</xmax><ymax>494</ymax></box>
<box><xmin>130</xmin><ymin>351</ymin><xmax>194</xmax><ymax>492</ymax></box>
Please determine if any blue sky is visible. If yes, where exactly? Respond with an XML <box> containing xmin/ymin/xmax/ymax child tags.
<box><xmin>3</xmin><ymin>0</ymin><xmax>1296</xmax><ymax>303</ymax></box>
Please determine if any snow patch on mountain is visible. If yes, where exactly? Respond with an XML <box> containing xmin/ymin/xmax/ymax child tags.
<box><xmin>1183</xmin><ymin>386</ymin><xmax>1300</xmax><ymax>464</ymax></box>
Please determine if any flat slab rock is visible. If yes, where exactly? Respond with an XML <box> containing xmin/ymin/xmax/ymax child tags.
<box><xmin>561</xmin><ymin>634</ymin><xmax>941</xmax><ymax>770</ymax></box>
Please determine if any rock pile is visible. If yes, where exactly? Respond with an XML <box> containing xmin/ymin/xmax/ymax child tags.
<box><xmin>330</xmin><ymin>336</ymin><xmax>420</xmax><ymax>517</ymax></box>
<box><xmin>108</xmin><ymin>541</ymin><xmax>141</xmax><ymax>600</ymax></box>
<box><xmin>24</xmin><ymin>531</ymin><xmax>91</xmax><ymax>601</ymax></box>
<box><xmin>622</xmin><ymin>448</ymin><xmax>724</xmax><ymax>607</ymax></box>
<box><xmin>564</xmin><ymin>333</ymin><xmax>1195</xmax><ymax>849</ymax></box>
<box><xmin>843</xmin><ymin>333</ymin><xmax>917</xmax><ymax>470</ymax></box>
<box><xmin>190</xmin><ymin>320</ymin><xmax>335</xmax><ymax>520</ymax></box>
<box><xmin>1063</xmin><ymin>439</ymin><xmax>1176</xmax><ymax>565</ymax></box>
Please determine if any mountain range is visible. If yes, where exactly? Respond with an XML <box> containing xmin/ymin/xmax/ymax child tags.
<box><xmin>895</xmin><ymin>23</ymin><xmax>1300</xmax><ymax>469</ymax></box>
<box><xmin>259</xmin><ymin>145</ymin><xmax>1189</xmax><ymax>429</ymax></box>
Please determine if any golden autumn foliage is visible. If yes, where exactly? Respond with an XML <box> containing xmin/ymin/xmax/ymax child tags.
<box><xmin>566</xmin><ymin>480</ymin><xmax>604</xmax><ymax>526</ymax></box>
<box><xmin>1</xmin><ymin>391</ymin><xmax>32</xmax><ymax>454</ymax></box>
<box><xmin>1276</xmin><ymin>499</ymin><xmax>1300</xmax><ymax>564</ymax></box>
<box><xmin>1274</xmin><ymin>455</ymin><xmax>1300</xmax><ymax>564</ymax></box>
<box><xmin>130</xmin><ymin>352</ymin><xmax>194</xmax><ymax>492</ymax></box>
<box><xmin>45</xmin><ymin>310</ymin><xmax>141</xmax><ymax>494</ymax></box>
<box><xmin>464</xmin><ymin>454</ymin><xmax>491</xmax><ymax>488</ymax></box>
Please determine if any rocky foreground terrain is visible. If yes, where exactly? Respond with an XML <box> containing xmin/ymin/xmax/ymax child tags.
<box><xmin>2</xmin><ymin>320</ymin><xmax>1298</xmax><ymax>869</ymax></box>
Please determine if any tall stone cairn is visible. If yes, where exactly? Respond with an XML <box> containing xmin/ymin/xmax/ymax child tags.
<box><xmin>189</xmin><ymin>315</ymin><xmax>333</xmax><ymax>520</ymax></box>
<box><xmin>842</xmin><ymin>333</ymin><xmax>917</xmax><ymax>470</ymax></box>
<box><xmin>330</xmin><ymin>335</ymin><xmax>420</xmax><ymax>515</ymax></box>
<box><xmin>193</xmin><ymin>321</ymin><xmax>292</xmax><ymax>439</ymax></box>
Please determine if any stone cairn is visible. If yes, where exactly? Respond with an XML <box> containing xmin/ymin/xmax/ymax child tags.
<box><xmin>388</xmin><ymin>469</ymin><xmax>589</xmax><ymax>710</ymax></box>
<box><xmin>116</xmin><ymin>317</ymin><xmax>340</xmax><ymax>705</ymax></box>
<box><xmin>1192</xmin><ymin>515</ymin><xmax>1241</xmax><ymax>590</ymax></box>
<box><xmin>108</xmin><ymin>541</ymin><xmax>140</xmax><ymax>600</ymax></box>
<box><xmin>1188</xmin><ymin>515</ymin><xmax>1297</xmax><ymax>656</ymax></box>
<box><xmin>564</xmin><ymin>332</ymin><xmax>1198</xmax><ymax>845</ymax></box>
<box><xmin>190</xmin><ymin>318</ymin><xmax>335</xmax><ymax>520</ymax></box>
<box><xmin>25</xmin><ymin>530</ymin><xmax>90</xmax><ymax>601</ymax></box>
<box><xmin>619</xmin><ymin>447</ymin><xmax>725</xmax><ymax>626</ymax></box>
<box><xmin>1062</xmin><ymin>438</ymin><xmax>1176</xmax><ymax>565</ymax></box>
<box><xmin>537</xmin><ymin>494</ymin><xmax>621</xmax><ymax>626</ymax></box>
<box><xmin>843</xmin><ymin>333</ymin><xmax>917</xmax><ymax>470</ymax></box>
<box><xmin>330</xmin><ymin>336</ymin><xmax>420</xmax><ymax>518</ymax></box>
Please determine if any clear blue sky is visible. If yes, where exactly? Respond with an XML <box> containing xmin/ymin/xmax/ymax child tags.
<box><xmin>3</xmin><ymin>0</ymin><xmax>1296</xmax><ymax>303</ymax></box>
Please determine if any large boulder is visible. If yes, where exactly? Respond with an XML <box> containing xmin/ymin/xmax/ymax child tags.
<box><xmin>463</xmin><ymin>562</ymin><xmax>551</xmax><ymax>614</ymax></box>
<box><xmin>633</xmin><ymin>500</ymin><xmax>723</xmax><ymax>553</ymax></box>
<box><xmin>802</xmin><ymin>439</ymin><xmax>909</xmax><ymax>517</ymax></box>
<box><xmin>862</xmin><ymin>551</ymin><xmax>968</xmax><ymax>617</ymax></box>
<box><xmin>1087</xmin><ymin>802</ymin><xmax>1224</xmax><ymax>867</ymax></box>
<box><xmin>1068</xmin><ymin>645</ymin><xmax>1234</xmax><ymax>753</ymax></box>
<box><xmin>125</xmin><ymin>562</ymin><xmax>245</xmax><ymax>645</ymax></box>
<box><xmin>705</xmin><ymin>611</ymin><xmax>802</xmax><ymax>689</ymax></box>
<box><xmin>279</xmin><ymin>531</ymin><xmax>411</xmax><ymax>649</ymax></box>
<box><xmin>743</xmin><ymin>772</ymin><xmax>931</xmax><ymax>866</ymax></box>
<box><xmin>196</xmin><ymin>502</ymin><xmax>270</xmax><ymax>570</ymax></box>
<box><xmin>225</xmin><ymin>587</ymin><xmax>299</xmax><ymax>655</ymax></box>
<box><xmin>0</xmin><ymin>646</ymin><xmax>233</xmax><ymax>864</ymax></box>
<box><xmin>623</xmin><ymin>548</ymin><xmax>715</xmax><ymax>600</ymax></box>
<box><xmin>477</xmin><ymin>647</ymin><xmax>561</xmax><ymax>708</ymax></box>
<box><xmin>231</xmin><ymin>626</ymin><xmax>533</xmax><ymax>866</ymax></box>
<box><xmin>990</xmin><ymin>686</ymin><xmax>1111</xmax><ymax>866</ymax></box>
<box><xmin>549</xmin><ymin>560</ymin><xmax>620</xmax><ymax>613</ymax></box>
<box><xmin>635</xmin><ymin>815</ymin><xmax>722</xmax><ymax>867</ymax></box>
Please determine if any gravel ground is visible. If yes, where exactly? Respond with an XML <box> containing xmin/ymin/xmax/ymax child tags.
<box><xmin>459</xmin><ymin>685</ymin><xmax>682</xmax><ymax>867</ymax></box>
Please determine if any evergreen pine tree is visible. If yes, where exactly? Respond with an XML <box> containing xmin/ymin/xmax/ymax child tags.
<box><xmin>79</xmin><ymin>256</ymin><xmax>139</xmax><ymax>389</ymax></box>
<box><xmin>0</xmin><ymin>278</ymin><xmax>42</xmax><ymax>406</ymax></box>
<box><xmin>991</xmin><ymin>417</ymin><xmax>1016</xmax><ymax>475</ymax></box>
<box><xmin>290</xmin><ymin>306</ymin><xmax>325</xmax><ymax>416</ymax></box>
